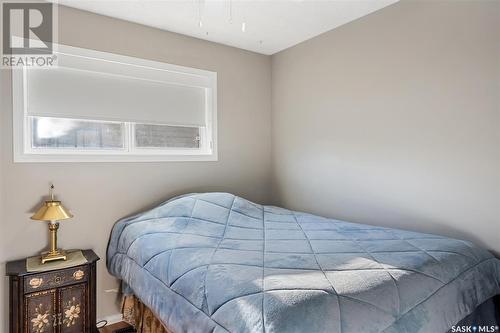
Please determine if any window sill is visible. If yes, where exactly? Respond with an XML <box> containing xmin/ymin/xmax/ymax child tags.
<box><xmin>13</xmin><ymin>152</ymin><xmax>218</xmax><ymax>163</ymax></box>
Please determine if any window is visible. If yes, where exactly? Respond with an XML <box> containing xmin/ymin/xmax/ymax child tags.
<box><xmin>12</xmin><ymin>43</ymin><xmax>217</xmax><ymax>162</ymax></box>
<box><xmin>31</xmin><ymin>117</ymin><xmax>125</xmax><ymax>150</ymax></box>
<box><xmin>134</xmin><ymin>124</ymin><xmax>201</xmax><ymax>149</ymax></box>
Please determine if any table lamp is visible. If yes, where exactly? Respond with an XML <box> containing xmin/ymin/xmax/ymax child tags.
<box><xmin>31</xmin><ymin>185</ymin><xmax>73</xmax><ymax>264</ymax></box>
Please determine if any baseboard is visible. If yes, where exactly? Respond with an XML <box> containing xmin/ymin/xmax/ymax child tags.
<box><xmin>98</xmin><ymin>313</ymin><xmax>123</xmax><ymax>325</ymax></box>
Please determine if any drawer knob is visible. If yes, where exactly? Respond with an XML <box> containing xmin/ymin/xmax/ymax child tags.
<box><xmin>73</xmin><ymin>270</ymin><xmax>85</xmax><ymax>280</ymax></box>
<box><xmin>54</xmin><ymin>276</ymin><xmax>62</xmax><ymax>284</ymax></box>
<box><xmin>29</xmin><ymin>277</ymin><xmax>43</xmax><ymax>288</ymax></box>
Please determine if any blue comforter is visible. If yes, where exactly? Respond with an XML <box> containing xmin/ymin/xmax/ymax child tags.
<box><xmin>107</xmin><ymin>193</ymin><xmax>500</xmax><ymax>333</ymax></box>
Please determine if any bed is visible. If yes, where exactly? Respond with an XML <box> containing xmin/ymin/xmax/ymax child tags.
<box><xmin>107</xmin><ymin>193</ymin><xmax>500</xmax><ymax>333</ymax></box>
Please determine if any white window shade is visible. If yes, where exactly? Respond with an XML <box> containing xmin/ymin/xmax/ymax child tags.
<box><xmin>13</xmin><ymin>42</ymin><xmax>217</xmax><ymax>162</ymax></box>
<box><xmin>26</xmin><ymin>66</ymin><xmax>207</xmax><ymax>127</ymax></box>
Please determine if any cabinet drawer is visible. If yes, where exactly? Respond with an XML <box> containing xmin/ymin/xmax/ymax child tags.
<box><xmin>24</xmin><ymin>266</ymin><xmax>88</xmax><ymax>293</ymax></box>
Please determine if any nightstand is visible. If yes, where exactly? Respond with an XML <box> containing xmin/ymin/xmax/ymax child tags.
<box><xmin>6</xmin><ymin>249</ymin><xmax>100</xmax><ymax>333</ymax></box>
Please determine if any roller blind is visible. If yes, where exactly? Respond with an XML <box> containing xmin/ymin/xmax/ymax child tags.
<box><xmin>26</xmin><ymin>66</ymin><xmax>207</xmax><ymax>127</ymax></box>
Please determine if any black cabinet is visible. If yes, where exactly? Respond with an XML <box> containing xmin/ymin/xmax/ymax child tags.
<box><xmin>7</xmin><ymin>250</ymin><xmax>99</xmax><ymax>333</ymax></box>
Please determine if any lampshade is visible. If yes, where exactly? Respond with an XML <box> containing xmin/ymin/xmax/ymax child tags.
<box><xmin>31</xmin><ymin>200</ymin><xmax>73</xmax><ymax>221</ymax></box>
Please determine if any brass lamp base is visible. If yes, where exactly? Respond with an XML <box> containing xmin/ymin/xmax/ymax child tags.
<box><xmin>41</xmin><ymin>250</ymin><xmax>67</xmax><ymax>264</ymax></box>
<box><xmin>40</xmin><ymin>221</ymin><xmax>67</xmax><ymax>264</ymax></box>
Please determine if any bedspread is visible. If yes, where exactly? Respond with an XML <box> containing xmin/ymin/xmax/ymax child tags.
<box><xmin>107</xmin><ymin>193</ymin><xmax>500</xmax><ymax>333</ymax></box>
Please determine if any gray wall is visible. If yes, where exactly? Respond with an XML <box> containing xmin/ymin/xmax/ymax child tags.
<box><xmin>272</xmin><ymin>1</ymin><xmax>500</xmax><ymax>256</ymax></box>
<box><xmin>0</xmin><ymin>5</ymin><xmax>272</xmax><ymax>329</ymax></box>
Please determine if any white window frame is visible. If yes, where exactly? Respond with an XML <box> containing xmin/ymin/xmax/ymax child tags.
<box><xmin>12</xmin><ymin>42</ymin><xmax>218</xmax><ymax>162</ymax></box>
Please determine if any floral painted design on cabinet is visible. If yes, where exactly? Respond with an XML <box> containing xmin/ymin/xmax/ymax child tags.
<box><xmin>31</xmin><ymin>304</ymin><xmax>50</xmax><ymax>333</ymax></box>
<box><xmin>63</xmin><ymin>297</ymin><xmax>81</xmax><ymax>327</ymax></box>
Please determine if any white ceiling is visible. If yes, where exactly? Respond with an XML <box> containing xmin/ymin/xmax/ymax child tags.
<box><xmin>57</xmin><ymin>0</ymin><xmax>399</xmax><ymax>55</ymax></box>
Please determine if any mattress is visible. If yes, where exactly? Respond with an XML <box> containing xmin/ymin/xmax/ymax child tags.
<box><xmin>107</xmin><ymin>193</ymin><xmax>500</xmax><ymax>333</ymax></box>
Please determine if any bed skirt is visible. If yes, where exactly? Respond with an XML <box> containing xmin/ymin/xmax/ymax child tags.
<box><xmin>122</xmin><ymin>295</ymin><xmax>172</xmax><ymax>333</ymax></box>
